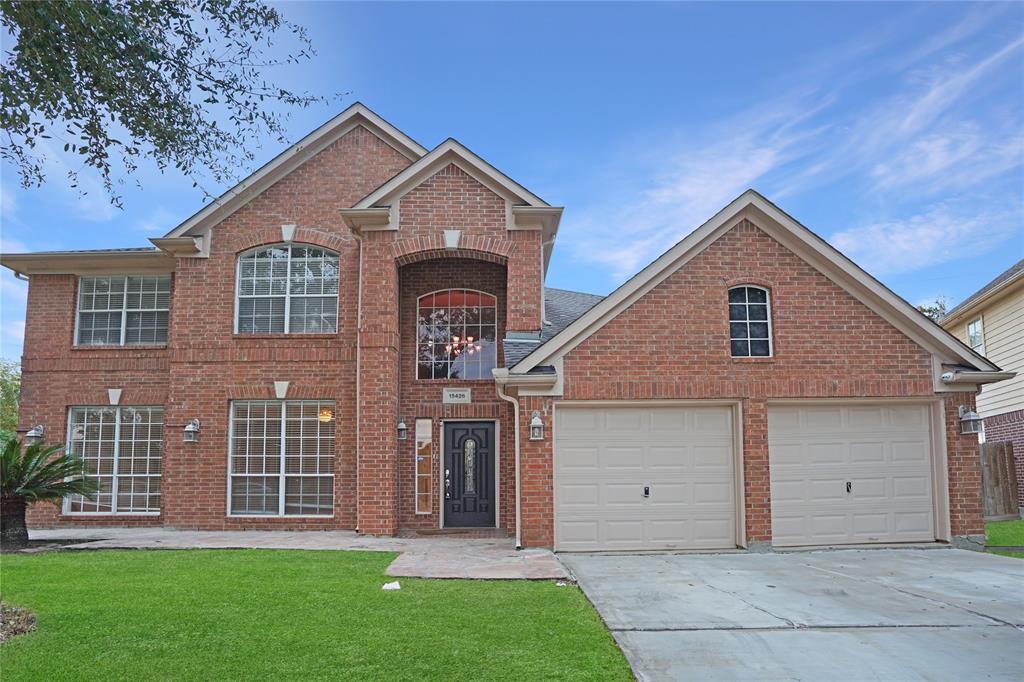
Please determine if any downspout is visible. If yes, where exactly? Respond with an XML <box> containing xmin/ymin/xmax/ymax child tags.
<box><xmin>495</xmin><ymin>380</ymin><xmax>522</xmax><ymax>549</ymax></box>
<box><xmin>352</xmin><ymin>229</ymin><xmax>364</xmax><ymax>533</ymax></box>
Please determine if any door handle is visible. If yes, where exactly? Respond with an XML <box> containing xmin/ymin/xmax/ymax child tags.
<box><xmin>643</xmin><ymin>486</ymin><xmax>650</xmax><ymax>498</ymax></box>
<box><xmin>846</xmin><ymin>481</ymin><xmax>852</xmax><ymax>494</ymax></box>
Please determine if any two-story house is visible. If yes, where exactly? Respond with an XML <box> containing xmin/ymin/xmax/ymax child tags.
<box><xmin>942</xmin><ymin>260</ymin><xmax>1024</xmax><ymax>510</ymax></box>
<box><xmin>2</xmin><ymin>103</ymin><xmax>1012</xmax><ymax>550</ymax></box>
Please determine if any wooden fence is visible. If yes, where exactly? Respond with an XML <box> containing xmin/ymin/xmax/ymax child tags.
<box><xmin>981</xmin><ymin>441</ymin><xmax>1019</xmax><ymax>521</ymax></box>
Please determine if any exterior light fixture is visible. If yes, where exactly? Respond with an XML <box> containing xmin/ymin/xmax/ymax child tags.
<box><xmin>958</xmin><ymin>406</ymin><xmax>982</xmax><ymax>435</ymax></box>
<box><xmin>24</xmin><ymin>424</ymin><xmax>44</xmax><ymax>445</ymax></box>
<box><xmin>319</xmin><ymin>406</ymin><xmax>334</xmax><ymax>423</ymax></box>
<box><xmin>397</xmin><ymin>421</ymin><xmax>408</xmax><ymax>440</ymax></box>
<box><xmin>529</xmin><ymin>411</ymin><xmax>545</xmax><ymax>441</ymax></box>
<box><xmin>183</xmin><ymin>419</ymin><xmax>201</xmax><ymax>443</ymax></box>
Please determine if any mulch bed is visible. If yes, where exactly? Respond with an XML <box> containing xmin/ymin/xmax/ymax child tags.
<box><xmin>0</xmin><ymin>602</ymin><xmax>37</xmax><ymax>642</ymax></box>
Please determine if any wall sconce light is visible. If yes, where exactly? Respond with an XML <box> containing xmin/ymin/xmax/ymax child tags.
<box><xmin>319</xmin><ymin>406</ymin><xmax>334</xmax><ymax>423</ymax></box>
<box><xmin>958</xmin><ymin>406</ymin><xmax>982</xmax><ymax>435</ymax></box>
<box><xmin>397</xmin><ymin>421</ymin><xmax>408</xmax><ymax>440</ymax></box>
<box><xmin>529</xmin><ymin>411</ymin><xmax>545</xmax><ymax>441</ymax></box>
<box><xmin>183</xmin><ymin>419</ymin><xmax>201</xmax><ymax>443</ymax></box>
<box><xmin>24</xmin><ymin>424</ymin><xmax>44</xmax><ymax>445</ymax></box>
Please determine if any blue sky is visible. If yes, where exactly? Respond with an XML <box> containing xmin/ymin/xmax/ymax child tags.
<box><xmin>1</xmin><ymin>2</ymin><xmax>1023</xmax><ymax>360</ymax></box>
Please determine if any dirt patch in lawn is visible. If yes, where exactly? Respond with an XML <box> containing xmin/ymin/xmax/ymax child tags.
<box><xmin>0</xmin><ymin>602</ymin><xmax>37</xmax><ymax>642</ymax></box>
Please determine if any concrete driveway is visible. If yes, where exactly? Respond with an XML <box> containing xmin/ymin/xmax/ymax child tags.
<box><xmin>561</xmin><ymin>549</ymin><xmax>1024</xmax><ymax>681</ymax></box>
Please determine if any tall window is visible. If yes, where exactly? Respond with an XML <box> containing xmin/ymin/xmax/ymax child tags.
<box><xmin>229</xmin><ymin>400</ymin><xmax>335</xmax><ymax>516</ymax></box>
<box><xmin>417</xmin><ymin>289</ymin><xmax>498</xmax><ymax>379</ymax></box>
<box><xmin>65</xmin><ymin>406</ymin><xmax>163</xmax><ymax>514</ymax></box>
<box><xmin>967</xmin><ymin>318</ymin><xmax>985</xmax><ymax>354</ymax></box>
<box><xmin>415</xmin><ymin>419</ymin><xmax>432</xmax><ymax>514</ymax></box>
<box><xmin>76</xmin><ymin>276</ymin><xmax>171</xmax><ymax>345</ymax></box>
<box><xmin>729</xmin><ymin>286</ymin><xmax>772</xmax><ymax>357</ymax></box>
<box><xmin>236</xmin><ymin>245</ymin><xmax>339</xmax><ymax>334</ymax></box>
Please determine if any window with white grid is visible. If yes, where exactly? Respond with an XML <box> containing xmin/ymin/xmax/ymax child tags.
<box><xmin>236</xmin><ymin>245</ymin><xmax>339</xmax><ymax>334</ymax></box>
<box><xmin>76</xmin><ymin>276</ymin><xmax>171</xmax><ymax>345</ymax></box>
<box><xmin>229</xmin><ymin>400</ymin><xmax>335</xmax><ymax>516</ymax></box>
<box><xmin>65</xmin><ymin>406</ymin><xmax>163</xmax><ymax>514</ymax></box>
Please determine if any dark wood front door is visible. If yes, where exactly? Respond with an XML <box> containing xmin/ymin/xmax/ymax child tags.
<box><xmin>443</xmin><ymin>421</ymin><xmax>496</xmax><ymax>527</ymax></box>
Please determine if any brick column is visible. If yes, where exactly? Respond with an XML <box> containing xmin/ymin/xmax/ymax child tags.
<box><xmin>742</xmin><ymin>399</ymin><xmax>772</xmax><ymax>545</ymax></box>
<box><xmin>356</xmin><ymin>233</ymin><xmax>400</xmax><ymax>535</ymax></box>
<box><xmin>505</xmin><ymin>230</ymin><xmax>543</xmax><ymax>334</ymax></box>
<box><xmin>944</xmin><ymin>392</ymin><xmax>985</xmax><ymax>541</ymax></box>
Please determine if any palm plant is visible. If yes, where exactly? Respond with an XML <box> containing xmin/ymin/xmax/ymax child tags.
<box><xmin>1</xmin><ymin>438</ymin><xmax>97</xmax><ymax>547</ymax></box>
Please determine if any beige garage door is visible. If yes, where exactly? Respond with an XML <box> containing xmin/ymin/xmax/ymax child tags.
<box><xmin>554</xmin><ymin>405</ymin><xmax>736</xmax><ymax>551</ymax></box>
<box><xmin>768</xmin><ymin>403</ymin><xmax>935</xmax><ymax>547</ymax></box>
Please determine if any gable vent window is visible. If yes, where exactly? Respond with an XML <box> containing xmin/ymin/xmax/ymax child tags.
<box><xmin>236</xmin><ymin>245</ymin><xmax>339</xmax><ymax>334</ymax></box>
<box><xmin>729</xmin><ymin>286</ymin><xmax>772</xmax><ymax>357</ymax></box>
<box><xmin>76</xmin><ymin>276</ymin><xmax>171</xmax><ymax>346</ymax></box>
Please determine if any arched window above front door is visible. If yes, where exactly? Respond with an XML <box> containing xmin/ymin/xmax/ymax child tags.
<box><xmin>417</xmin><ymin>289</ymin><xmax>498</xmax><ymax>379</ymax></box>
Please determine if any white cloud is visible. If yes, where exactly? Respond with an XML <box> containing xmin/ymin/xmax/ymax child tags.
<box><xmin>829</xmin><ymin>204</ymin><xmax>1019</xmax><ymax>276</ymax></box>
<box><xmin>0</xmin><ymin>236</ymin><xmax>28</xmax><ymax>254</ymax></box>
<box><xmin>1</xmin><ymin>319</ymin><xmax>25</xmax><ymax>358</ymax></box>
<box><xmin>135</xmin><ymin>206</ymin><xmax>178</xmax><ymax>234</ymax></box>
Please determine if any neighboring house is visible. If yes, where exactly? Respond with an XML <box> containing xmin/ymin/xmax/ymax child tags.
<box><xmin>1</xmin><ymin>103</ymin><xmax>1013</xmax><ymax>551</ymax></box>
<box><xmin>942</xmin><ymin>259</ymin><xmax>1024</xmax><ymax>508</ymax></box>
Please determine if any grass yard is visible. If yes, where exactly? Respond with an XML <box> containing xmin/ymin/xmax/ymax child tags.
<box><xmin>0</xmin><ymin>550</ymin><xmax>630</xmax><ymax>681</ymax></box>
<box><xmin>985</xmin><ymin>519</ymin><xmax>1024</xmax><ymax>560</ymax></box>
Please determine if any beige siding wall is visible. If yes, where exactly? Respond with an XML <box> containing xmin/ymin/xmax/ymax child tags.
<box><xmin>949</xmin><ymin>283</ymin><xmax>1024</xmax><ymax>417</ymax></box>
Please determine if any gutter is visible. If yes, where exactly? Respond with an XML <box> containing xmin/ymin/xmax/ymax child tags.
<box><xmin>494</xmin><ymin>379</ymin><xmax>522</xmax><ymax>549</ymax></box>
<box><xmin>352</xmin><ymin>229</ymin><xmax>364</xmax><ymax>534</ymax></box>
<box><xmin>941</xmin><ymin>370</ymin><xmax>1016</xmax><ymax>386</ymax></box>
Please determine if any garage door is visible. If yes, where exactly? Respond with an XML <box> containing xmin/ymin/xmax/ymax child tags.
<box><xmin>555</xmin><ymin>405</ymin><xmax>736</xmax><ymax>551</ymax></box>
<box><xmin>768</xmin><ymin>403</ymin><xmax>935</xmax><ymax>547</ymax></box>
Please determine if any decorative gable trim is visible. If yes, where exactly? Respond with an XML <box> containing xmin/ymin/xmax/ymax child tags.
<box><xmin>353</xmin><ymin>138</ymin><xmax>550</xmax><ymax>210</ymax></box>
<box><xmin>164</xmin><ymin>103</ymin><xmax>426</xmax><ymax>240</ymax></box>
<box><xmin>510</xmin><ymin>190</ymin><xmax>1002</xmax><ymax>376</ymax></box>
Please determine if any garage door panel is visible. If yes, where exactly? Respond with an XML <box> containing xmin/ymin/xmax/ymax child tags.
<box><xmin>555</xmin><ymin>405</ymin><xmax>736</xmax><ymax>551</ymax></box>
<box><xmin>769</xmin><ymin>404</ymin><xmax>935</xmax><ymax>547</ymax></box>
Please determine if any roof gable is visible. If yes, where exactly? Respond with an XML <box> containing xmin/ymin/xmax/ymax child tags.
<box><xmin>164</xmin><ymin>103</ymin><xmax>427</xmax><ymax>239</ymax></box>
<box><xmin>511</xmin><ymin>190</ymin><xmax>1000</xmax><ymax>374</ymax></box>
<box><xmin>353</xmin><ymin>138</ymin><xmax>548</xmax><ymax>209</ymax></box>
<box><xmin>942</xmin><ymin>258</ymin><xmax>1024</xmax><ymax>326</ymax></box>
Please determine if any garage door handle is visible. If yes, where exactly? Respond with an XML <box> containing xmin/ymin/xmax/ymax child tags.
<box><xmin>846</xmin><ymin>481</ymin><xmax>852</xmax><ymax>494</ymax></box>
<box><xmin>643</xmin><ymin>486</ymin><xmax>650</xmax><ymax>498</ymax></box>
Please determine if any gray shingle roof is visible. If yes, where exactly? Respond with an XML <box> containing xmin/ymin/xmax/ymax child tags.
<box><xmin>944</xmin><ymin>258</ymin><xmax>1024</xmax><ymax>321</ymax></box>
<box><xmin>503</xmin><ymin>287</ymin><xmax>604</xmax><ymax>368</ymax></box>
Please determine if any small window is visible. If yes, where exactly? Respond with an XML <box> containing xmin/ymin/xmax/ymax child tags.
<box><xmin>65</xmin><ymin>406</ymin><xmax>164</xmax><ymax>514</ymax></box>
<box><xmin>415</xmin><ymin>419</ymin><xmax>432</xmax><ymax>514</ymax></box>
<box><xmin>236</xmin><ymin>245</ymin><xmax>339</xmax><ymax>334</ymax></box>
<box><xmin>729</xmin><ymin>286</ymin><xmax>772</xmax><ymax>357</ymax></box>
<box><xmin>967</xmin><ymin>318</ymin><xmax>985</xmax><ymax>354</ymax></box>
<box><xmin>228</xmin><ymin>400</ymin><xmax>335</xmax><ymax>516</ymax></box>
<box><xmin>76</xmin><ymin>276</ymin><xmax>171</xmax><ymax>345</ymax></box>
<box><xmin>417</xmin><ymin>289</ymin><xmax>498</xmax><ymax>379</ymax></box>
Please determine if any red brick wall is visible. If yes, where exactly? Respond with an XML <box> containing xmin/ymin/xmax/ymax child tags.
<box><xmin>984</xmin><ymin>409</ymin><xmax>1024</xmax><ymax>508</ymax></box>
<box><xmin>24</xmin><ymin>125</ymin><xmax>412</xmax><ymax>530</ymax></box>
<box><xmin>396</xmin><ymin>259</ymin><xmax>513</xmax><ymax>533</ymax></box>
<box><xmin>517</xmin><ymin>218</ymin><xmax>984</xmax><ymax>546</ymax></box>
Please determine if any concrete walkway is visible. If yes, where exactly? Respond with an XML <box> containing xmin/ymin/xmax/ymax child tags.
<box><xmin>562</xmin><ymin>548</ymin><xmax>1024</xmax><ymax>681</ymax></box>
<box><xmin>27</xmin><ymin>528</ymin><xmax>568</xmax><ymax>580</ymax></box>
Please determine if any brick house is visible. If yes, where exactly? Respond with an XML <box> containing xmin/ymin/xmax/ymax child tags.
<box><xmin>942</xmin><ymin>260</ymin><xmax>1024</xmax><ymax>511</ymax></box>
<box><xmin>2</xmin><ymin>103</ymin><xmax>1013</xmax><ymax>550</ymax></box>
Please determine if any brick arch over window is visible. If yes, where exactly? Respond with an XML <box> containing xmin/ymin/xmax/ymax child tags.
<box><xmin>392</xmin><ymin>234</ymin><xmax>513</xmax><ymax>267</ymax></box>
<box><xmin>235</xmin><ymin>243</ymin><xmax>341</xmax><ymax>334</ymax></box>
<box><xmin>228</xmin><ymin>227</ymin><xmax>351</xmax><ymax>255</ymax></box>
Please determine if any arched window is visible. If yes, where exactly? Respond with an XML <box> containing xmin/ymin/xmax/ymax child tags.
<box><xmin>728</xmin><ymin>285</ymin><xmax>772</xmax><ymax>357</ymax></box>
<box><xmin>417</xmin><ymin>289</ymin><xmax>498</xmax><ymax>379</ymax></box>
<box><xmin>236</xmin><ymin>244</ymin><xmax>339</xmax><ymax>334</ymax></box>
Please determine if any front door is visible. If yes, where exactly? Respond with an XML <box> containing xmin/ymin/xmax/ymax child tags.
<box><xmin>443</xmin><ymin>421</ymin><xmax>496</xmax><ymax>527</ymax></box>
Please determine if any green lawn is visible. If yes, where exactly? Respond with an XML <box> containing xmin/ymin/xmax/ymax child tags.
<box><xmin>0</xmin><ymin>550</ymin><xmax>630</xmax><ymax>681</ymax></box>
<box><xmin>985</xmin><ymin>519</ymin><xmax>1024</xmax><ymax>547</ymax></box>
<box><xmin>985</xmin><ymin>519</ymin><xmax>1024</xmax><ymax>560</ymax></box>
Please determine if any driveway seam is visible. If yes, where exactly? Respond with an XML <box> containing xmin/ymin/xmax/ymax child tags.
<box><xmin>703</xmin><ymin>583</ymin><xmax>798</xmax><ymax>628</ymax></box>
<box><xmin>800</xmin><ymin>561</ymin><xmax>1018</xmax><ymax>628</ymax></box>
<box><xmin>606</xmin><ymin>623</ymin><xmax>1012</xmax><ymax>632</ymax></box>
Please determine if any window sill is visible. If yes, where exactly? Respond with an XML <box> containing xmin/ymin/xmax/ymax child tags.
<box><xmin>232</xmin><ymin>333</ymin><xmax>339</xmax><ymax>340</ymax></box>
<box><xmin>62</xmin><ymin>512</ymin><xmax>161</xmax><ymax>516</ymax></box>
<box><xmin>226</xmin><ymin>514</ymin><xmax>335</xmax><ymax>519</ymax></box>
<box><xmin>731</xmin><ymin>356</ymin><xmax>776</xmax><ymax>363</ymax></box>
<box><xmin>414</xmin><ymin>378</ymin><xmax>497</xmax><ymax>383</ymax></box>
<box><xmin>72</xmin><ymin>344</ymin><xmax>167</xmax><ymax>351</ymax></box>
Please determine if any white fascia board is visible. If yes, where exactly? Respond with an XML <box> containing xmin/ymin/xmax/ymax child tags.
<box><xmin>512</xmin><ymin>189</ymin><xmax>1000</xmax><ymax>374</ymax></box>
<box><xmin>164</xmin><ymin>103</ymin><xmax>426</xmax><ymax>238</ymax></box>
<box><xmin>354</xmin><ymin>139</ymin><xmax>549</xmax><ymax>209</ymax></box>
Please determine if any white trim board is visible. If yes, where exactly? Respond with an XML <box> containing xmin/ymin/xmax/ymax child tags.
<box><xmin>511</xmin><ymin>190</ymin><xmax>1000</xmax><ymax>375</ymax></box>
